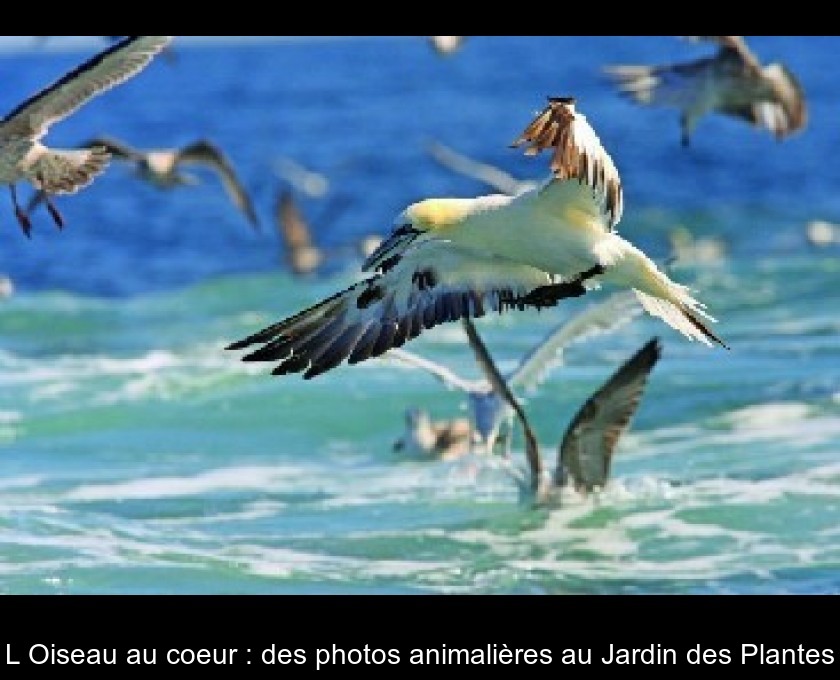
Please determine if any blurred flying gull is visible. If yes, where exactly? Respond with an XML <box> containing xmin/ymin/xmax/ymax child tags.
<box><xmin>0</xmin><ymin>36</ymin><xmax>173</xmax><ymax>237</ymax></box>
<box><xmin>464</xmin><ymin>322</ymin><xmax>663</xmax><ymax>507</ymax></box>
<box><xmin>427</xmin><ymin>36</ymin><xmax>467</xmax><ymax>57</ymax></box>
<box><xmin>65</xmin><ymin>136</ymin><xmax>260</xmax><ymax>228</ymax></box>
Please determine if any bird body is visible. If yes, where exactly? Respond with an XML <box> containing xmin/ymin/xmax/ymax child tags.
<box><xmin>0</xmin><ymin>35</ymin><xmax>173</xmax><ymax>235</ymax></box>
<box><xmin>228</xmin><ymin>97</ymin><xmax>725</xmax><ymax>381</ymax></box>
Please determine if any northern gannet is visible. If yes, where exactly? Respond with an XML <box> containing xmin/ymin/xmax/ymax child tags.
<box><xmin>605</xmin><ymin>36</ymin><xmax>807</xmax><ymax>147</ymax></box>
<box><xmin>0</xmin><ymin>36</ymin><xmax>173</xmax><ymax>236</ymax></box>
<box><xmin>227</xmin><ymin>96</ymin><xmax>726</xmax><ymax>380</ymax></box>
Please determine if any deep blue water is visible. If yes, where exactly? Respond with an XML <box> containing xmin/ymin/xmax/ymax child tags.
<box><xmin>0</xmin><ymin>36</ymin><xmax>838</xmax><ymax>595</ymax></box>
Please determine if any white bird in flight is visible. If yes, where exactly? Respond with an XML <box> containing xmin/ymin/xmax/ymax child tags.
<box><xmin>604</xmin><ymin>36</ymin><xmax>807</xmax><ymax>147</ymax></box>
<box><xmin>227</xmin><ymin>96</ymin><xmax>726</xmax><ymax>380</ymax></box>
<box><xmin>467</xmin><ymin>323</ymin><xmax>663</xmax><ymax>507</ymax></box>
<box><xmin>0</xmin><ymin>36</ymin><xmax>173</xmax><ymax>237</ymax></box>
<box><xmin>387</xmin><ymin>291</ymin><xmax>642</xmax><ymax>456</ymax></box>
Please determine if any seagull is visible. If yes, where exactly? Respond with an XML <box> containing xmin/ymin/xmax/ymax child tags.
<box><xmin>465</xmin><ymin>321</ymin><xmax>663</xmax><ymax>507</ymax></box>
<box><xmin>386</xmin><ymin>291</ymin><xmax>642</xmax><ymax>456</ymax></box>
<box><xmin>427</xmin><ymin>36</ymin><xmax>467</xmax><ymax>57</ymax></box>
<box><xmin>0</xmin><ymin>274</ymin><xmax>13</xmax><ymax>299</ymax></box>
<box><xmin>227</xmin><ymin>96</ymin><xmax>726</xmax><ymax>381</ymax></box>
<box><xmin>275</xmin><ymin>188</ymin><xmax>379</xmax><ymax>276</ymax></box>
<box><xmin>0</xmin><ymin>36</ymin><xmax>173</xmax><ymax>237</ymax></box>
<box><xmin>392</xmin><ymin>407</ymin><xmax>474</xmax><ymax>461</ymax></box>
<box><xmin>604</xmin><ymin>36</ymin><xmax>807</xmax><ymax>147</ymax></box>
<box><xmin>427</xmin><ymin>140</ymin><xmax>539</xmax><ymax>196</ymax></box>
<box><xmin>64</xmin><ymin>136</ymin><xmax>260</xmax><ymax>228</ymax></box>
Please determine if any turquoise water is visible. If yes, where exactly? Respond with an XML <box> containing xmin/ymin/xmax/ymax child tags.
<box><xmin>0</xmin><ymin>36</ymin><xmax>838</xmax><ymax>594</ymax></box>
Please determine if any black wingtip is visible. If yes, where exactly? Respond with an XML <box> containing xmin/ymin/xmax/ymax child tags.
<box><xmin>226</xmin><ymin>339</ymin><xmax>251</xmax><ymax>351</ymax></box>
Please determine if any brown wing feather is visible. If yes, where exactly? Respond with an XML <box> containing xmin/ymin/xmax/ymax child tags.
<box><xmin>557</xmin><ymin>338</ymin><xmax>662</xmax><ymax>492</ymax></box>
<box><xmin>176</xmin><ymin>140</ymin><xmax>260</xmax><ymax>228</ymax></box>
<box><xmin>510</xmin><ymin>96</ymin><xmax>623</xmax><ymax>228</ymax></box>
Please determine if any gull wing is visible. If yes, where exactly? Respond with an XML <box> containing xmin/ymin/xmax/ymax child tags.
<box><xmin>78</xmin><ymin>135</ymin><xmax>145</xmax><ymax>162</ymax></box>
<box><xmin>0</xmin><ymin>36</ymin><xmax>173</xmax><ymax>141</ymax></box>
<box><xmin>511</xmin><ymin>97</ymin><xmax>623</xmax><ymax>230</ymax></box>
<box><xmin>273</xmin><ymin>157</ymin><xmax>329</xmax><ymax>198</ymax></box>
<box><xmin>461</xmin><ymin>318</ymin><xmax>543</xmax><ymax>491</ymax></box>
<box><xmin>721</xmin><ymin>63</ymin><xmax>807</xmax><ymax>138</ymax></box>
<box><xmin>556</xmin><ymin>338</ymin><xmax>662</xmax><ymax>492</ymax></box>
<box><xmin>176</xmin><ymin>140</ymin><xmax>260</xmax><ymax>228</ymax></box>
<box><xmin>227</xmin><ymin>239</ymin><xmax>579</xmax><ymax>380</ymax></box>
<box><xmin>508</xmin><ymin>291</ymin><xmax>643</xmax><ymax>393</ymax></box>
<box><xmin>384</xmin><ymin>347</ymin><xmax>483</xmax><ymax>394</ymax></box>
<box><xmin>427</xmin><ymin>140</ymin><xmax>531</xmax><ymax>196</ymax></box>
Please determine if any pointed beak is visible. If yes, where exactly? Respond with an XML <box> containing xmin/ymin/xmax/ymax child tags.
<box><xmin>361</xmin><ymin>226</ymin><xmax>420</xmax><ymax>273</ymax></box>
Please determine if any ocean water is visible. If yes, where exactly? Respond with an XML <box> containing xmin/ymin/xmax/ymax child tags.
<box><xmin>0</xmin><ymin>36</ymin><xmax>838</xmax><ymax>595</ymax></box>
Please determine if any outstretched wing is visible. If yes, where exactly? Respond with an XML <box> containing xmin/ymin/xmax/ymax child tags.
<box><xmin>176</xmin><ymin>140</ymin><xmax>260</xmax><ymax>228</ymax></box>
<box><xmin>508</xmin><ymin>291</ymin><xmax>642</xmax><ymax>392</ymax></box>
<box><xmin>227</xmin><ymin>240</ymin><xmax>578</xmax><ymax>380</ymax></box>
<box><xmin>461</xmin><ymin>318</ymin><xmax>543</xmax><ymax>491</ymax></box>
<box><xmin>0</xmin><ymin>36</ymin><xmax>173</xmax><ymax>141</ymax></box>
<box><xmin>427</xmin><ymin>140</ymin><xmax>532</xmax><ymax>196</ymax></box>
<box><xmin>511</xmin><ymin>96</ymin><xmax>623</xmax><ymax>230</ymax></box>
<box><xmin>557</xmin><ymin>338</ymin><xmax>662</xmax><ymax>492</ymax></box>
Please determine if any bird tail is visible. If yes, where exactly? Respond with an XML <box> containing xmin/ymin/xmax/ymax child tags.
<box><xmin>603</xmin><ymin>65</ymin><xmax>661</xmax><ymax>105</ymax></box>
<box><xmin>633</xmin><ymin>288</ymin><xmax>727</xmax><ymax>348</ymax></box>
<box><xmin>30</xmin><ymin>146</ymin><xmax>111</xmax><ymax>194</ymax></box>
